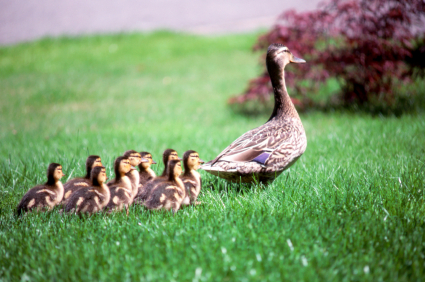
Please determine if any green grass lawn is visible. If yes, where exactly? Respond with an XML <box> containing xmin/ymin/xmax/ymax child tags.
<box><xmin>0</xmin><ymin>31</ymin><xmax>424</xmax><ymax>281</ymax></box>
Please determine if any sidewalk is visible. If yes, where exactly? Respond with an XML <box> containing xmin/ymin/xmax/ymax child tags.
<box><xmin>0</xmin><ymin>0</ymin><xmax>320</xmax><ymax>45</ymax></box>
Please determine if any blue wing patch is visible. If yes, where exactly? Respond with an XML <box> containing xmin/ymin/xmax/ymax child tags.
<box><xmin>252</xmin><ymin>152</ymin><xmax>271</xmax><ymax>165</ymax></box>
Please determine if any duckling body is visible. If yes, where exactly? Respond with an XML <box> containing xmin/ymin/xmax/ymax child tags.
<box><xmin>202</xmin><ymin>44</ymin><xmax>307</xmax><ymax>184</ymax></box>
<box><xmin>180</xmin><ymin>150</ymin><xmax>204</xmax><ymax>205</ymax></box>
<box><xmin>145</xmin><ymin>160</ymin><xmax>186</xmax><ymax>213</ymax></box>
<box><xmin>65</xmin><ymin>166</ymin><xmax>110</xmax><ymax>214</ymax></box>
<box><xmin>138</xmin><ymin>152</ymin><xmax>157</xmax><ymax>185</ymax></box>
<box><xmin>135</xmin><ymin>149</ymin><xmax>180</xmax><ymax>204</ymax></box>
<box><xmin>16</xmin><ymin>163</ymin><xmax>65</xmax><ymax>215</ymax></box>
<box><xmin>133</xmin><ymin>152</ymin><xmax>157</xmax><ymax>204</ymax></box>
<box><xmin>108</xmin><ymin>150</ymin><xmax>145</xmax><ymax>203</ymax></box>
<box><xmin>105</xmin><ymin>156</ymin><xmax>137</xmax><ymax>214</ymax></box>
<box><xmin>62</xmin><ymin>155</ymin><xmax>102</xmax><ymax>204</ymax></box>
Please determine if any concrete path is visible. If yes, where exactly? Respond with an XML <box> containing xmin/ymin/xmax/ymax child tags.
<box><xmin>0</xmin><ymin>0</ymin><xmax>321</xmax><ymax>45</ymax></box>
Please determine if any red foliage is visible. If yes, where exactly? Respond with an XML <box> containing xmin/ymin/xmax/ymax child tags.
<box><xmin>230</xmin><ymin>0</ymin><xmax>425</xmax><ymax>108</ymax></box>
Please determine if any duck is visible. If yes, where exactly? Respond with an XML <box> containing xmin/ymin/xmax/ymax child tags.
<box><xmin>159</xmin><ymin>149</ymin><xmax>181</xmax><ymax>178</ymax></box>
<box><xmin>180</xmin><ymin>150</ymin><xmax>204</xmax><ymax>205</ymax></box>
<box><xmin>201</xmin><ymin>44</ymin><xmax>307</xmax><ymax>184</ymax></box>
<box><xmin>138</xmin><ymin>151</ymin><xmax>157</xmax><ymax>185</ymax></box>
<box><xmin>144</xmin><ymin>159</ymin><xmax>186</xmax><ymax>213</ymax></box>
<box><xmin>108</xmin><ymin>150</ymin><xmax>146</xmax><ymax>201</ymax></box>
<box><xmin>16</xmin><ymin>163</ymin><xmax>65</xmax><ymax>215</ymax></box>
<box><xmin>62</xmin><ymin>155</ymin><xmax>103</xmax><ymax>205</ymax></box>
<box><xmin>135</xmin><ymin>149</ymin><xmax>181</xmax><ymax>204</ymax></box>
<box><xmin>132</xmin><ymin>151</ymin><xmax>157</xmax><ymax>204</ymax></box>
<box><xmin>64</xmin><ymin>166</ymin><xmax>110</xmax><ymax>215</ymax></box>
<box><xmin>105</xmin><ymin>156</ymin><xmax>137</xmax><ymax>214</ymax></box>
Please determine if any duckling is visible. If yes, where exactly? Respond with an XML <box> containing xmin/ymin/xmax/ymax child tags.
<box><xmin>135</xmin><ymin>149</ymin><xmax>180</xmax><ymax>204</ymax></box>
<box><xmin>144</xmin><ymin>159</ymin><xmax>186</xmax><ymax>213</ymax></box>
<box><xmin>180</xmin><ymin>150</ymin><xmax>204</xmax><ymax>205</ymax></box>
<box><xmin>64</xmin><ymin>166</ymin><xmax>110</xmax><ymax>215</ymax></box>
<box><xmin>62</xmin><ymin>155</ymin><xmax>102</xmax><ymax>204</ymax></box>
<box><xmin>202</xmin><ymin>44</ymin><xmax>307</xmax><ymax>184</ymax></box>
<box><xmin>132</xmin><ymin>151</ymin><xmax>157</xmax><ymax>204</ymax></box>
<box><xmin>16</xmin><ymin>163</ymin><xmax>65</xmax><ymax>215</ymax></box>
<box><xmin>138</xmin><ymin>151</ymin><xmax>157</xmax><ymax>185</ymax></box>
<box><xmin>159</xmin><ymin>149</ymin><xmax>181</xmax><ymax>177</ymax></box>
<box><xmin>105</xmin><ymin>156</ymin><xmax>136</xmax><ymax>214</ymax></box>
<box><xmin>108</xmin><ymin>150</ymin><xmax>146</xmax><ymax>201</ymax></box>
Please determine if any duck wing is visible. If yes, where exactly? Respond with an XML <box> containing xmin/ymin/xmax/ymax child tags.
<box><xmin>211</xmin><ymin>120</ymin><xmax>301</xmax><ymax>166</ymax></box>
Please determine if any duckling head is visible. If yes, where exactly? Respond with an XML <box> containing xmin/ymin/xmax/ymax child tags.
<box><xmin>91</xmin><ymin>166</ymin><xmax>107</xmax><ymax>186</ymax></box>
<box><xmin>266</xmin><ymin>44</ymin><xmax>306</xmax><ymax>73</ymax></box>
<box><xmin>123</xmin><ymin>150</ymin><xmax>148</xmax><ymax>168</ymax></box>
<box><xmin>46</xmin><ymin>163</ymin><xmax>65</xmax><ymax>185</ymax></box>
<box><xmin>161</xmin><ymin>149</ymin><xmax>182</xmax><ymax>177</ymax></box>
<box><xmin>139</xmin><ymin>152</ymin><xmax>157</xmax><ymax>170</ymax></box>
<box><xmin>113</xmin><ymin>156</ymin><xmax>132</xmax><ymax>181</ymax></box>
<box><xmin>167</xmin><ymin>159</ymin><xmax>182</xmax><ymax>181</ymax></box>
<box><xmin>85</xmin><ymin>155</ymin><xmax>102</xmax><ymax>179</ymax></box>
<box><xmin>183</xmin><ymin>150</ymin><xmax>205</xmax><ymax>172</ymax></box>
<box><xmin>163</xmin><ymin>149</ymin><xmax>181</xmax><ymax>162</ymax></box>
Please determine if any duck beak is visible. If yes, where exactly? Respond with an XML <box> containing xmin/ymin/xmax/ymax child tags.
<box><xmin>152</xmin><ymin>160</ymin><xmax>157</xmax><ymax>164</ymax></box>
<box><xmin>290</xmin><ymin>56</ymin><xmax>306</xmax><ymax>64</ymax></box>
<box><xmin>178</xmin><ymin>157</ymin><xmax>183</xmax><ymax>161</ymax></box>
<box><xmin>199</xmin><ymin>159</ymin><xmax>205</xmax><ymax>164</ymax></box>
<box><xmin>141</xmin><ymin>158</ymin><xmax>149</xmax><ymax>163</ymax></box>
<box><xmin>106</xmin><ymin>177</ymin><xmax>109</xmax><ymax>180</ymax></box>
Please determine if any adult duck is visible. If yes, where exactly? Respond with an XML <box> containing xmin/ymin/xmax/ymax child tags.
<box><xmin>202</xmin><ymin>44</ymin><xmax>307</xmax><ymax>184</ymax></box>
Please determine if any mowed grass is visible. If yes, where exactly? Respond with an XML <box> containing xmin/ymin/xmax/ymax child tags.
<box><xmin>0</xmin><ymin>32</ymin><xmax>425</xmax><ymax>281</ymax></box>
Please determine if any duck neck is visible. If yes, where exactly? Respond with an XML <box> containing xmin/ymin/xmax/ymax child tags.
<box><xmin>184</xmin><ymin>169</ymin><xmax>200</xmax><ymax>183</ymax></box>
<box><xmin>174</xmin><ymin>177</ymin><xmax>185</xmax><ymax>192</ymax></box>
<box><xmin>129</xmin><ymin>170</ymin><xmax>140</xmax><ymax>197</ymax></box>
<box><xmin>99</xmin><ymin>183</ymin><xmax>110</xmax><ymax>202</ymax></box>
<box><xmin>268</xmin><ymin>68</ymin><xmax>299</xmax><ymax>121</ymax></box>
<box><xmin>183</xmin><ymin>168</ymin><xmax>194</xmax><ymax>177</ymax></box>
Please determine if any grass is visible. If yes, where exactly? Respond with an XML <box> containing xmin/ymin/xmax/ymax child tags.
<box><xmin>0</xmin><ymin>31</ymin><xmax>425</xmax><ymax>281</ymax></box>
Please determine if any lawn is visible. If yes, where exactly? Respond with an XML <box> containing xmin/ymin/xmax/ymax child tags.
<box><xmin>0</xmin><ymin>31</ymin><xmax>424</xmax><ymax>281</ymax></box>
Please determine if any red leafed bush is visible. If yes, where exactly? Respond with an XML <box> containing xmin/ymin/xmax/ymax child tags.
<box><xmin>229</xmin><ymin>0</ymin><xmax>425</xmax><ymax>112</ymax></box>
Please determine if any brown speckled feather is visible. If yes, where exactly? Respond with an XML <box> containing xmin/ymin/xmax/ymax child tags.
<box><xmin>62</xmin><ymin>178</ymin><xmax>90</xmax><ymax>204</ymax></box>
<box><xmin>65</xmin><ymin>187</ymin><xmax>108</xmax><ymax>214</ymax></box>
<box><xmin>144</xmin><ymin>182</ymin><xmax>186</xmax><ymax>213</ymax></box>
<box><xmin>17</xmin><ymin>183</ymin><xmax>63</xmax><ymax>215</ymax></box>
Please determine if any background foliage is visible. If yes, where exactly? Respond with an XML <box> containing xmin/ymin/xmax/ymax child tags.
<box><xmin>230</xmin><ymin>0</ymin><xmax>425</xmax><ymax>115</ymax></box>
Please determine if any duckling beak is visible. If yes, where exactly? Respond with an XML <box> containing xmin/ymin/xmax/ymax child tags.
<box><xmin>178</xmin><ymin>157</ymin><xmax>183</xmax><ymax>161</ymax></box>
<box><xmin>290</xmin><ymin>56</ymin><xmax>306</xmax><ymax>64</ymax></box>
<box><xmin>199</xmin><ymin>159</ymin><xmax>205</xmax><ymax>164</ymax></box>
<box><xmin>140</xmin><ymin>158</ymin><xmax>149</xmax><ymax>163</ymax></box>
<box><xmin>152</xmin><ymin>160</ymin><xmax>157</xmax><ymax>164</ymax></box>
